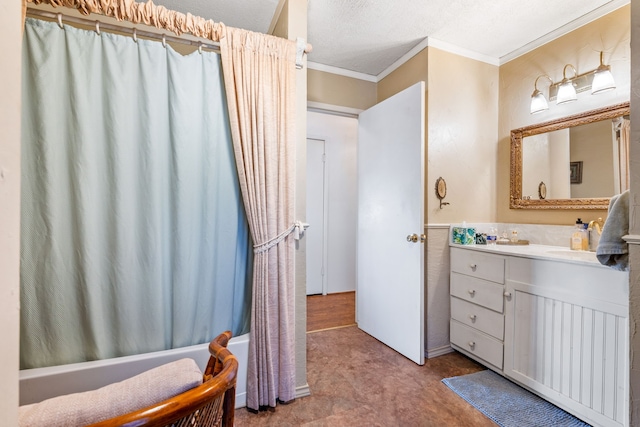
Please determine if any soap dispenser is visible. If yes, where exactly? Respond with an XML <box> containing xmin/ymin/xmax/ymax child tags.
<box><xmin>571</xmin><ymin>218</ymin><xmax>588</xmax><ymax>251</ymax></box>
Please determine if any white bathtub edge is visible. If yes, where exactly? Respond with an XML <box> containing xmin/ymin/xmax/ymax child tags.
<box><xmin>19</xmin><ymin>333</ymin><xmax>250</xmax><ymax>409</ymax></box>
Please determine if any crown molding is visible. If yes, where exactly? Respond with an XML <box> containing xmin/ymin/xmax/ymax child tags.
<box><xmin>500</xmin><ymin>0</ymin><xmax>630</xmax><ymax>65</ymax></box>
<box><xmin>309</xmin><ymin>0</ymin><xmax>628</xmax><ymax>82</ymax></box>
<box><xmin>426</xmin><ymin>38</ymin><xmax>499</xmax><ymax>66</ymax></box>
<box><xmin>376</xmin><ymin>38</ymin><xmax>431</xmax><ymax>81</ymax></box>
<box><xmin>307</xmin><ymin>61</ymin><xmax>378</xmax><ymax>82</ymax></box>
<box><xmin>314</xmin><ymin>37</ymin><xmax>498</xmax><ymax>84</ymax></box>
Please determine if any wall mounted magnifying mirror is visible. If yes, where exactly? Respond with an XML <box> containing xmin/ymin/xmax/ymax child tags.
<box><xmin>510</xmin><ymin>102</ymin><xmax>629</xmax><ymax>209</ymax></box>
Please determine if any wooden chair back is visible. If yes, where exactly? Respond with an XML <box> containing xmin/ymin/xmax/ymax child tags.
<box><xmin>89</xmin><ymin>331</ymin><xmax>238</xmax><ymax>427</ymax></box>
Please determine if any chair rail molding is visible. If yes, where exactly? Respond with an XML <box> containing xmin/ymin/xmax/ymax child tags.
<box><xmin>623</xmin><ymin>235</ymin><xmax>640</xmax><ymax>245</ymax></box>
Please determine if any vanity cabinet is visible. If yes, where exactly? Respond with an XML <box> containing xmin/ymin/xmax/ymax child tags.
<box><xmin>449</xmin><ymin>248</ymin><xmax>506</xmax><ymax>370</ymax></box>
<box><xmin>450</xmin><ymin>246</ymin><xmax>629</xmax><ymax>427</ymax></box>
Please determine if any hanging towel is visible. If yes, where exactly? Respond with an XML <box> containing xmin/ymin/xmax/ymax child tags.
<box><xmin>596</xmin><ymin>190</ymin><xmax>629</xmax><ymax>271</ymax></box>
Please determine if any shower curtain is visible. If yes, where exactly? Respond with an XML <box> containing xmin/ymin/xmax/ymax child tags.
<box><xmin>20</xmin><ymin>18</ymin><xmax>252</xmax><ymax>369</ymax></box>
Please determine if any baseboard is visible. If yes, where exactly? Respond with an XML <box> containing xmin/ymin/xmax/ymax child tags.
<box><xmin>296</xmin><ymin>383</ymin><xmax>311</xmax><ymax>399</ymax></box>
<box><xmin>234</xmin><ymin>385</ymin><xmax>310</xmax><ymax>409</ymax></box>
<box><xmin>425</xmin><ymin>345</ymin><xmax>453</xmax><ymax>359</ymax></box>
<box><xmin>235</xmin><ymin>391</ymin><xmax>247</xmax><ymax>408</ymax></box>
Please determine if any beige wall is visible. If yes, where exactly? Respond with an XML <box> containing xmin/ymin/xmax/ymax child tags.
<box><xmin>308</xmin><ymin>69</ymin><xmax>377</xmax><ymax>110</ymax></box>
<box><xmin>498</xmin><ymin>5</ymin><xmax>630</xmax><ymax>225</ymax></box>
<box><xmin>426</xmin><ymin>47</ymin><xmax>499</xmax><ymax>224</ymax></box>
<box><xmin>0</xmin><ymin>0</ymin><xmax>22</xmax><ymax>424</ymax></box>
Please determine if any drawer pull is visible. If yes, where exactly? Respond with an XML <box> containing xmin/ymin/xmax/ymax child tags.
<box><xmin>469</xmin><ymin>314</ymin><xmax>477</xmax><ymax>322</ymax></box>
<box><xmin>468</xmin><ymin>289</ymin><xmax>476</xmax><ymax>296</ymax></box>
<box><xmin>469</xmin><ymin>263</ymin><xmax>477</xmax><ymax>270</ymax></box>
<box><xmin>504</xmin><ymin>291</ymin><xmax>512</xmax><ymax>299</ymax></box>
<box><xmin>468</xmin><ymin>341</ymin><xmax>476</xmax><ymax>349</ymax></box>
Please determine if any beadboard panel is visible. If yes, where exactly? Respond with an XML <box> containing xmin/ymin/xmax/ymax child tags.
<box><xmin>426</xmin><ymin>225</ymin><xmax>452</xmax><ymax>356</ymax></box>
<box><xmin>505</xmin><ymin>281</ymin><xmax>628</xmax><ymax>427</ymax></box>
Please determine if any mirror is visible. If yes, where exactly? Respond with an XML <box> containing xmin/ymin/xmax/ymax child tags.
<box><xmin>510</xmin><ymin>102</ymin><xmax>629</xmax><ymax>209</ymax></box>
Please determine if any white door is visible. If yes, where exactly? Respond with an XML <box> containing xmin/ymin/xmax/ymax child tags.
<box><xmin>357</xmin><ymin>82</ymin><xmax>425</xmax><ymax>365</ymax></box>
<box><xmin>306</xmin><ymin>138</ymin><xmax>327</xmax><ymax>295</ymax></box>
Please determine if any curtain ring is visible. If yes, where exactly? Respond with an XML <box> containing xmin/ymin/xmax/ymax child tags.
<box><xmin>132</xmin><ymin>28</ymin><xmax>137</xmax><ymax>43</ymax></box>
<box><xmin>198</xmin><ymin>42</ymin><xmax>203</xmax><ymax>54</ymax></box>
<box><xmin>162</xmin><ymin>34</ymin><xmax>166</xmax><ymax>48</ymax></box>
<box><xmin>95</xmin><ymin>21</ymin><xmax>100</xmax><ymax>36</ymax></box>
<box><xmin>57</xmin><ymin>13</ymin><xmax>64</xmax><ymax>30</ymax></box>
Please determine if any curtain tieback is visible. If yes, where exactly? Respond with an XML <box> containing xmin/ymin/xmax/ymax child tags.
<box><xmin>253</xmin><ymin>221</ymin><xmax>310</xmax><ymax>254</ymax></box>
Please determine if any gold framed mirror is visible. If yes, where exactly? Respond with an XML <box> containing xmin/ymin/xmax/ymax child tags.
<box><xmin>510</xmin><ymin>102</ymin><xmax>629</xmax><ymax>209</ymax></box>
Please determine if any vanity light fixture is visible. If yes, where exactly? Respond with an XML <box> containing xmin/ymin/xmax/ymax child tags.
<box><xmin>529</xmin><ymin>51</ymin><xmax>616</xmax><ymax>114</ymax></box>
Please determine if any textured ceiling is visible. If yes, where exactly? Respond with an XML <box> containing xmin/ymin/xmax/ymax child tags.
<box><xmin>154</xmin><ymin>0</ymin><xmax>627</xmax><ymax>77</ymax></box>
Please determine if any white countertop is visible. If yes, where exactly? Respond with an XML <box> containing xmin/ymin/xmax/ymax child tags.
<box><xmin>449</xmin><ymin>242</ymin><xmax>607</xmax><ymax>267</ymax></box>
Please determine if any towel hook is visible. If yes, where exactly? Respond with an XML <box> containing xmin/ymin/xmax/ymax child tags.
<box><xmin>56</xmin><ymin>13</ymin><xmax>64</xmax><ymax>30</ymax></box>
<box><xmin>162</xmin><ymin>34</ymin><xmax>166</xmax><ymax>48</ymax></box>
<box><xmin>132</xmin><ymin>28</ymin><xmax>138</xmax><ymax>43</ymax></box>
<box><xmin>95</xmin><ymin>21</ymin><xmax>100</xmax><ymax>35</ymax></box>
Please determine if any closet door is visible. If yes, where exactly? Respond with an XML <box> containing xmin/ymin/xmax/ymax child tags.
<box><xmin>357</xmin><ymin>82</ymin><xmax>425</xmax><ymax>365</ymax></box>
<box><xmin>306</xmin><ymin>138</ymin><xmax>327</xmax><ymax>295</ymax></box>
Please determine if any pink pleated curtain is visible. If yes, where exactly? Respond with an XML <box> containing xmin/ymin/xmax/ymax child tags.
<box><xmin>220</xmin><ymin>27</ymin><xmax>297</xmax><ymax>410</ymax></box>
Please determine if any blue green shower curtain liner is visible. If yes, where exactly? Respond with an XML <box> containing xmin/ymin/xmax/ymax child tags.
<box><xmin>20</xmin><ymin>17</ymin><xmax>251</xmax><ymax>369</ymax></box>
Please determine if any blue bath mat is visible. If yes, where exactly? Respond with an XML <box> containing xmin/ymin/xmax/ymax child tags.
<box><xmin>442</xmin><ymin>370</ymin><xmax>590</xmax><ymax>427</ymax></box>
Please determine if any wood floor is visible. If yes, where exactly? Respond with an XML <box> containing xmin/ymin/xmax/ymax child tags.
<box><xmin>306</xmin><ymin>291</ymin><xmax>356</xmax><ymax>332</ymax></box>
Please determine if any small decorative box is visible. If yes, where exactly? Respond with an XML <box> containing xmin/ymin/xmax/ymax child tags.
<box><xmin>475</xmin><ymin>233</ymin><xmax>487</xmax><ymax>245</ymax></box>
<box><xmin>452</xmin><ymin>227</ymin><xmax>476</xmax><ymax>245</ymax></box>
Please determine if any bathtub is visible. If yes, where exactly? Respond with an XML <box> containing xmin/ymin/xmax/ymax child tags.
<box><xmin>19</xmin><ymin>333</ymin><xmax>249</xmax><ymax>408</ymax></box>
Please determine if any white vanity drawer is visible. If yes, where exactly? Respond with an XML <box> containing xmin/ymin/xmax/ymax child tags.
<box><xmin>450</xmin><ymin>247</ymin><xmax>505</xmax><ymax>284</ymax></box>
<box><xmin>451</xmin><ymin>319</ymin><xmax>503</xmax><ymax>369</ymax></box>
<box><xmin>451</xmin><ymin>296</ymin><xmax>504</xmax><ymax>340</ymax></box>
<box><xmin>451</xmin><ymin>272</ymin><xmax>504</xmax><ymax>313</ymax></box>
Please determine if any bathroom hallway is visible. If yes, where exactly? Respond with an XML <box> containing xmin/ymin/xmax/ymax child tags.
<box><xmin>235</xmin><ymin>291</ymin><xmax>493</xmax><ymax>426</ymax></box>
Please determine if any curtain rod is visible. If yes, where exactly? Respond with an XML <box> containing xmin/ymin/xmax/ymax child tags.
<box><xmin>26</xmin><ymin>8</ymin><xmax>220</xmax><ymax>52</ymax></box>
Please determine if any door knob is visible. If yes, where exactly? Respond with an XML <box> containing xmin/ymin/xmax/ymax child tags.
<box><xmin>406</xmin><ymin>233</ymin><xmax>427</xmax><ymax>243</ymax></box>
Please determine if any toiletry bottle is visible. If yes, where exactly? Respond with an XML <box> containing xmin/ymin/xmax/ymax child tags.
<box><xmin>571</xmin><ymin>218</ymin><xmax>585</xmax><ymax>251</ymax></box>
<box><xmin>581</xmin><ymin>222</ymin><xmax>589</xmax><ymax>251</ymax></box>
<box><xmin>487</xmin><ymin>227</ymin><xmax>497</xmax><ymax>245</ymax></box>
